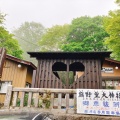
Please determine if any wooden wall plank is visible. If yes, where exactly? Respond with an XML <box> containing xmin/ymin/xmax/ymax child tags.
<box><xmin>95</xmin><ymin>60</ymin><xmax>97</xmax><ymax>89</ymax></box>
<box><xmin>45</xmin><ymin>60</ymin><xmax>49</xmax><ymax>88</ymax></box>
<box><xmin>0</xmin><ymin>94</ymin><xmax>5</xmax><ymax>103</ymax></box>
<box><xmin>66</xmin><ymin>60</ymin><xmax>69</xmax><ymax>89</ymax></box>
<box><xmin>48</xmin><ymin>60</ymin><xmax>53</xmax><ymax>88</ymax></box>
<box><xmin>33</xmin><ymin>58</ymin><xmax>102</xmax><ymax>89</ymax></box>
<box><xmin>92</xmin><ymin>60</ymin><xmax>95</xmax><ymax>89</ymax></box>
<box><xmin>52</xmin><ymin>60</ymin><xmax>56</xmax><ymax>88</ymax></box>
<box><xmin>31</xmin><ymin>70</ymin><xmax>36</xmax><ymax>88</ymax></box>
<box><xmin>37</xmin><ymin>60</ymin><xmax>42</xmax><ymax>88</ymax></box>
<box><xmin>88</xmin><ymin>60</ymin><xmax>91</xmax><ymax>88</ymax></box>
<box><xmin>85</xmin><ymin>60</ymin><xmax>87</xmax><ymax>88</ymax></box>
<box><xmin>41</xmin><ymin>60</ymin><xmax>46</xmax><ymax>88</ymax></box>
<box><xmin>98</xmin><ymin>60</ymin><xmax>101</xmax><ymax>88</ymax></box>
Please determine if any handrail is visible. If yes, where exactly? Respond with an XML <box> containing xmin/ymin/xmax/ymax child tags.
<box><xmin>4</xmin><ymin>85</ymin><xmax>77</xmax><ymax>114</ymax></box>
<box><xmin>12</xmin><ymin>87</ymin><xmax>76</xmax><ymax>93</ymax></box>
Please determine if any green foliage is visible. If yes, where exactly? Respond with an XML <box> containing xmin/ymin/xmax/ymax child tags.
<box><xmin>116</xmin><ymin>0</ymin><xmax>120</xmax><ymax>6</ymax></box>
<box><xmin>62</xmin><ymin>16</ymin><xmax>108</xmax><ymax>52</ymax></box>
<box><xmin>39</xmin><ymin>92</ymin><xmax>51</xmax><ymax>108</ymax></box>
<box><xmin>104</xmin><ymin>5</ymin><xmax>120</xmax><ymax>60</ymax></box>
<box><xmin>24</xmin><ymin>93</ymin><xmax>28</xmax><ymax>106</ymax></box>
<box><xmin>0</xmin><ymin>12</ymin><xmax>23</xmax><ymax>59</ymax></box>
<box><xmin>39</xmin><ymin>24</ymin><xmax>70</xmax><ymax>51</ymax></box>
<box><xmin>16</xmin><ymin>98</ymin><xmax>20</xmax><ymax>107</ymax></box>
<box><xmin>16</xmin><ymin>93</ymin><xmax>34</xmax><ymax>107</ymax></box>
<box><xmin>0</xmin><ymin>12</ymin><xmax>5</xmax><ymax>25</ymax></box>
<box><xmin>61</xmin><ymin>42</ymin><xmax>85</xmax><ymax>52</ymax></box>
<box><xmin>42</xmin><ymin>98</ymin><xmax>51</xmax><ymax>108</ymax></box>
<box><xmin>13</xmin><ymin>22</ymin><xmax>45</xmax><ymax>64</ymax></box>
<box><xmin>106</xmin><ymin>86</ymin><xmax>115</xmax><ymax>89</ymax></box>
<box><xmin>57</xmin><ymin>71</ymin><xmax>74</xmax><ymax>85</ymax></box>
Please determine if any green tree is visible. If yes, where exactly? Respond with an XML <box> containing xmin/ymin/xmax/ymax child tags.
<box><xmin>13</xmin><ymin>22</ymin><xmax>45</xmax><ymax>63</ymax></box>
<box><xmin>39</xmin><ymin>24</ymin><xmax>70</xmax><ymax>51</ymax></box>
<box><xmin>61</xmin><ymin>16</ymin><xmax>108</xmax><ymax>52</ymax></box>
<box><xmin>0</xmin><ymin>13</ymin><xmax>5</xmax><ymax>24</ymax></box>
<box><xmin>104</xmin><ymin>1</ymin><xmax>120</xmax><ymax>60</ymax></box>
<box><xmin>61</xmin><ymin>42</ymin><xmax>84</xmax><ymax>52</ymax></box>
<box><xmin>116</xmin><ymin>0</ymin><xmax>120</xmax><ymax>6</ymax></box>
<box><xmin>0</xmin><ymin>12</ymin><xmax>23</xmax><ymax>58</ymax></box>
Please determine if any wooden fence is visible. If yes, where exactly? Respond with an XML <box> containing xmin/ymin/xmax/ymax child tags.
<box><xmin>4</xmin><ymin>85</ymin><xmax>77</xmax><ymax>113</ymax></box>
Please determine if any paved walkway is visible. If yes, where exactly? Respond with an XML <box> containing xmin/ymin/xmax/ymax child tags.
<box><xmin>0</xmin><ymin>112</ymin><xmax>53</xmax><ymax>120</ymax></box>
<box><xmin>0</xmin><ymin>108</ymin><xmax>120</xmax><ymax>120</ymax></box>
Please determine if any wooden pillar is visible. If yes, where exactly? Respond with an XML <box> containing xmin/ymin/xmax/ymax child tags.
<box><xmin>31</xmin><ymin>70</ymin><xmax>36</xmax><ymax>88</ymax></box>
<box><xmin>66</xmin><ymin>61</ymin><xmax>69</xmax><ymax>89</ymax></box>
<box><xmin>98</xmin><ymin>60</ymin><xmax>102</xmax><ymax>89</ymax></box>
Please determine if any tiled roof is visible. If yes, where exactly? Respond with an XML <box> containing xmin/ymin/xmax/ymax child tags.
<box><xmin>6</xmin><ymin>54</ymin><xmax>36</xmax><ymax>70</ymax></box>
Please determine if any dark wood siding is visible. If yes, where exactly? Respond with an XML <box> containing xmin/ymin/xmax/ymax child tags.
<box><xmin>33</xmin><ymin>59</ymin><xmax>102</xmax><ymax>89</ymax></box>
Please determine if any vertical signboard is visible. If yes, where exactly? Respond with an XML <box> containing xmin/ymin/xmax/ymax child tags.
<box><xmin>77</xmin><ymin>89</ymin><xmax>120</xmax><ymax>116</ymax></box>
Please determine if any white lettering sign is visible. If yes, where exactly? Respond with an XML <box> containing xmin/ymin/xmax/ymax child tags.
<box><xmin>77</xmin><ymin>89</ymin><xmax>120</xmax><ymax>116</ymax></box>
<box><xmin>101</xmin><ymin>67</ymin><xmax>113</xmax><ymax>73</ymax></box>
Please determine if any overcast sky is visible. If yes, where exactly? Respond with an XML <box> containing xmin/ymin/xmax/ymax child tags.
<box><xmin>0</xmin><ymin>0</ymin><xmax>118</xmax><ymax>31</ymax></box>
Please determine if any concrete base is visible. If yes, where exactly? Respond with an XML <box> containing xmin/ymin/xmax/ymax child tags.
<box><xmin>0</xmin><ymin>108</ymin><xmax>120</xmax><ymax>120</ymax></box>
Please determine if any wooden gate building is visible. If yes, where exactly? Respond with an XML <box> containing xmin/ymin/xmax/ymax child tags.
<box><xmin>28</xmin><ymin>52</ymin><xmax>111</xmax><ymax>89</ymax></box>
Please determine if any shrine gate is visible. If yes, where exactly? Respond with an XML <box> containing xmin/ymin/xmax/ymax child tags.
<box><xmin>28</xmin><ymin>52</ymin><xmax>111</xmax><ymax>89</ymax></box>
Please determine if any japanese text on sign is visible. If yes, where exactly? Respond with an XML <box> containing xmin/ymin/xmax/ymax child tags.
<box><xmin>77</xmin><ymin>89</ymin><xmax>120</xmax><ymax>116</ymax></box>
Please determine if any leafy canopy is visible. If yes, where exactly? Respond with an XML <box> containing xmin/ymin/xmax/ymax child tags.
<box><xmin>39</xmin><ymin>24</ymin><xmax>70</xmax><ymax>51</ymax></box>
<box><xmin>104</xmin><ymin>1</ymin><xmax>120</xmax><ymax>60</ymax></box>
<box><xmin>61</xmin><ymin>16</ymin><xmax>108</xmax><ymax>52</ymax></box>
<box><xmin>0</xmin><ymin>12</ymin><xmax>23</xmax><ymax>58</ymax></box>
<box><xmin>13</xmin><ymin>21</ymin><xmax>45</xmax><ymax>63</ymax></box>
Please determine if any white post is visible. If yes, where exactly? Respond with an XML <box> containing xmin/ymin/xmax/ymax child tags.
<box><xmin>4</xmin><ymin>85</ymin><xmax>13</xmax><ymax>108</ymax></box>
